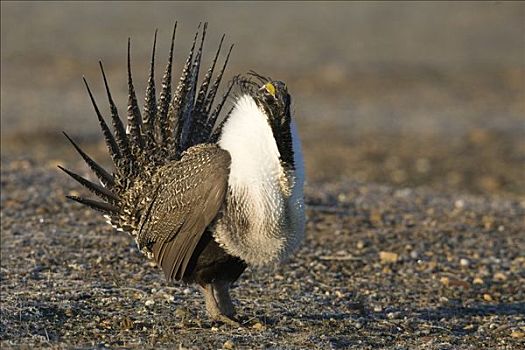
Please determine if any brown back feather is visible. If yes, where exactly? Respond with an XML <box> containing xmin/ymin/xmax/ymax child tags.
<box><xmin>147</xmin><ymin>144</ymin><xmax>230</xmax><ymax>281</ymax></box>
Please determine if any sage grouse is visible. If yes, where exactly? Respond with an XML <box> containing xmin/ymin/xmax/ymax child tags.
<box><xmin>60</xmin><ymin>23</ymin><xmax>305</xmax><ymax>325</ymax></box>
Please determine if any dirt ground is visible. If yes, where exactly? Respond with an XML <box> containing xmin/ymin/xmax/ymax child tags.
<box><xmin>1</xmin><ymin>2</ymin><xmax>525</xmax><ymax>349</ymax></box>
<box><xmin>1</xmin><ymin>161</ymin><xmax>524</xmax><ymax>349</ymax></box>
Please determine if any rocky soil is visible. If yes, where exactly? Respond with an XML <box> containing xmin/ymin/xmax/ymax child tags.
<box><xmin>1</xmin><ymin>156</ymin><xmax>524</xmax><ymax>349</ymax></box>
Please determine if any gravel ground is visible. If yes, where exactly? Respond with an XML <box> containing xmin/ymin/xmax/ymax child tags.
<box><xmin>1</xmin><ymin>158</ymin><xmax>524</xmax><ymax>349</ymax></box>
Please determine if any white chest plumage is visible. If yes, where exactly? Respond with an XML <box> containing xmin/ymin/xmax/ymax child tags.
<box><xmin>216</xmin><ymin>95</ymin><xmax>305</xmax><ymax>266</ymax></box>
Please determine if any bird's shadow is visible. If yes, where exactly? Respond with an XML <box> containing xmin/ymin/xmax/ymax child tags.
<box><xmin>415</xmin><ymin>302</ymin><xmax>525</xmax><ymax>321</ymax></box>
<box><xmin>273</xmin><ymin>301</ymin><xmax>525</xmax><ymax>325</ymax></box>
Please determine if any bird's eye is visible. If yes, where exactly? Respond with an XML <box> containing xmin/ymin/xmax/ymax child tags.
<box><xmin>262</xmin><ymin>82</ymin><xmax>276</xmax><ymax>98</ymax></box>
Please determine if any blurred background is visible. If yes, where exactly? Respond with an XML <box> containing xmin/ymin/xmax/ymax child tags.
<box><xmin>2</xmin><ymin>1</ymin><xmax>524</xmax><ymax>198</ymax></box>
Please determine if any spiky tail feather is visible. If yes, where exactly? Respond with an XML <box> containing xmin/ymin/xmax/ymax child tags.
<box><xmin>60</xmin><ymin>23</ymin><xmax>233</xmax><ymax>245</ymax></box>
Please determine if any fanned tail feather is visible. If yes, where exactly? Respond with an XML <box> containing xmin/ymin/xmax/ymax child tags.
<box><xmin>209</xmin><ymin>76</ymin><xmax>237</xmax><ymax>142</ymax></box>
<box><xmin>66</xmin><ymin>195</ymin><xmax>119</xmax><ymax>214</ymax></box>
<box><xmin>157</xmin><ymin>22</ymin><xmax>177</xmax><ymax>149</ymax></box>
<box><xmin>204</xmin><ymin>44</ymin><xmax>235</xmax><ymax>141</ymax></box>
<box><xmin>189</xmin><ymin>33</ymin><xmax>225</xmax><ymax>146</ymax></box>
<box><xmin>98</xmin><ymin>61</ymin><xmax>134</xmax><ymax>173</ymax></box>
<box><xmin>58</xmin><ymin>165</ymin><xmax>120</xmax><ymax>203</ymax></box>
<box><xmin>203</xmin><ymin>43</ymin><xmax>234</xmax><ymax>116</ymax></box>
<box><xmin>82</xmin><ymin>77</ymin><xmax>121</xmax><ymax>165</ymax></box>
<box><xmin>169</xmin><ymin>23</ymin><xmax>201</xmax><ymax>156</ymax></box>
<box><xmin>62</xmin><ymin>22</ymin><xmax>235</xmax><ymax>251</ymax></box>
<box><xmin>179</xmin><ymin>22</ymin><xmax>207</xmax><ymax>152</ymax></box>
<box><xmin>194</xmin><ymin>34</ymin><xmax>225</xmax><ymax>115</ymax></box>
<box><xmin>142</xmin><ymin>29</ymin><xmax>158</xmax><ymax>153</ymax></box>
<box><xmin>126</xmin><ymin>38</ymin><xmax>144</xmax><ymax>152</ymax></box>
<box><xmin>62</xmin><ymin>132</ymin><xmax>114</xmax><ymax>187</ymax></box>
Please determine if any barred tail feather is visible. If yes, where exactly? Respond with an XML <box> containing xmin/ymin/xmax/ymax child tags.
<box><xmin>66</xmin><ymin>195</ymin><xmax>119</xmax><ymax>214</ymax></box>
<box><xmin>169</xmin><ymin>24</ymin><xmax>200</xmax><ymax>156</ymax></box>
<box><xmin>63</xmin><ymin>23</ymin><xmax>235</xmax><ymax>255</ymax></box>
<box><xmin>188</xmin><ymin>32</ymin><xmax>224</xmax><ymax>147</ymax></box>
<box><xmin>143</xmin><ymin>29</ymin><xmax>158</xmax><ymax>151</ymax></box>
<box><xmin>126</xmin><ymin>38</ymin><xmax>144</xmax><ymax>151</ymax></box>
<box><xmin>204</xmin><ymin>44</ymin><xmax>234</xmax><ymax>115</ymax></box>
<box><xmin>178</xmin><ymin>23</ymin><xmax>208</xmax><ymax>152</ymax></box>
<box><xmin>203</xmin><ymin>44</ymin><xmax>234</xmax><ymax>142</ymax></box>
<box><xmin>157</xmin><ymin>22</ymin><xmax>177</xmax><ymax>149</ymax></box>
<box><xmin>98</xmin><ymin>61</ymin><xmax>134</xmax><ymax>171</ymax></box>
<box><xmin>209</xmin><ymin>78</ymin><xmax>236</xmax><ymax>142</ymax></box>
<box><xmin>58</xmin><ymin>165</ymin><xmax>120</xmax><ymax>203</ymax></box>
<box><xmin>82</xmin><ymin>77</ymin><xmax>121</xmax><ymax>165</ymax></box>
<box><xmin>194</xmin><ymin>34</ymin><xmax>225</xmax><ymax>114</ymax></box>
<box><xmin>62</xmin><ymin>132</ymin><xmax>114</xmax><ymax>187</ymax></box>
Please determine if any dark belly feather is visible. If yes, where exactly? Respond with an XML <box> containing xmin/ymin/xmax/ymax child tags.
<box><xmin>183</xmin><ymin>231</ymin><xmax>247</xmax><ymax>285</ymax></box>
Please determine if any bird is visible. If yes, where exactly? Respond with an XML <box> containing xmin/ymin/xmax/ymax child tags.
<box><xmin>59</xmin><ymin>22</ymin><xmax>305</xmax><ymax>325</ymax></box>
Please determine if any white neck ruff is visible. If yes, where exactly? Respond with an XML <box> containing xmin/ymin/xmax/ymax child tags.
<box><xmin>216</xmin><ymin>94</ymin><xmax>305</xmax><ymax>266</ymax></box>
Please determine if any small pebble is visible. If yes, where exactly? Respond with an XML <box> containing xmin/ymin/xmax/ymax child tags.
<box><xmin>252</xmin><ymin>322</ymin><xmax>265</xmax><ymax>331</ymax></box>
<box><xmin>223</xmin><ymin>340</ymin><xmax>234</xmax><ymax>349</ymax></box>
<box><xmin>145</xmin><ymin>299</ymin><xmax>155</xmax><ymax>306</ymax></box>
<box><xmin>440</xmin><ymin>276</ymin><xmax>469</xmax><ymax>288</ymax></box>
<box><xmin>493</xmin><ymin>272</ymin><xmax>507</xmax><ymax>281</ymax></box>
<box><xmin>473</xmin><ymin>277</ymin><xmax>484</xmax><ymax>285</ymax></box>
<box><xmin>175</xmin><ymin>308</ymin><xmax>187</xmax><ymax>318</ymax></box>
<box><xmin>454</xmin><ymin>199</ymin><xmax>465</xmax><ymax>209</ymax></box>
<box><xmin>460</xmin><ymin>258</ymin><xmax>470</xmax><ymax>267</ymax></box>
<box><xmin>387</xmin><ymin>312</ymin><xmax>396</xmax><ymax>319</ymax></box>
<box><xmin>511</xmin><ymin>331</ymin><xmax>525</xmax><ymax>339</ymax></box>
<box><xmin>379</xmin><ymin>251</ymin><xmax>398</xmax><ymax>264</ymax></box>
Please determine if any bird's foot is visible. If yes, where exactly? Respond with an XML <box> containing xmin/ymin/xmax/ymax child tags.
<box><xmin>202</xmin><ymin>282</ymin><xmax>241</xmax><ymax>327</ymax></box>
<box><xmin>212</xmin><ymin>314</ymin><xmax>242</xmax><ymax>328</ymax></box>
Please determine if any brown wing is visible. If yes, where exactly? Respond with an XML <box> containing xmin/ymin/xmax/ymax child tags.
<box><xmin>140</xmin><ymin>144</ymin><xmax>230</xmax><ymax>281</ymax></box>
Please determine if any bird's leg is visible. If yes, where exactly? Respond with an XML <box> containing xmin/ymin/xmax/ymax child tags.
<box><xmin>201</xmin><ymin>282</ymin><xmax>240</xmax><ymax>327</ymax></box>
<box><xmin>202</xmin><ymin>283</ymin><xmax>222</xmax><ymax>318</ymax></box>
<box><xmin>213</xmin><ymin>281</ymin><xmax>236</xmax><ymax>317</ymax></box>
